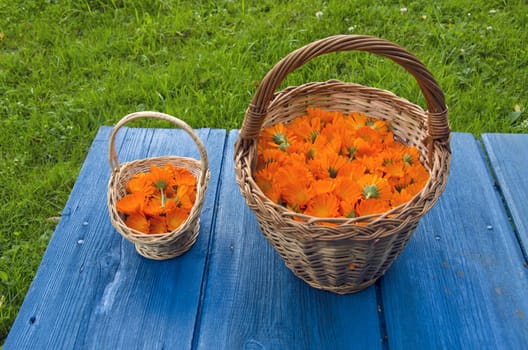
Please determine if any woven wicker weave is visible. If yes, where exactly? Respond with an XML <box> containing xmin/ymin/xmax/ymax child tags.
<box><xmin>234</xmin><ymin>35</ymin><xmax>451</xmax><ymax>294</ymax></box>
<box><xmin>107</xmin><ymin>111</ymin><xmax>210</xmax><ymax>260</ymax></box>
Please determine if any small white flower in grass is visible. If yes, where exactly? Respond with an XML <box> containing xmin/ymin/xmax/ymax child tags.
<box><xmin>421</xmin><ymin>15</ymin><xmax>427</xmax><ymax>20</ymax></box>
<box><xmin>315</xmin><ymin>11</ymin><xmax>323</xmax><ymax>19</ymax></box>
<box><xmin>489</xmin><ymin>9</ymin><xmax>497</xmax><ymax>14</ymax></box>
<box><xmin>400</xmin><ymin>7</ymin><xmax>408</xmax><ymax>14</ymax></box>
<box><xmin>348</xmin><ymin>25</ymin><xmax>357</xmax><ymax>32</ymax></box>
<box><xmin>467</xmin><ymin>12</ymin><xmax>471</xmax><ymax>17</ymax></box>
<box><xmin>487</xmin><ymin>26</ymin><xmax>493</xmax><ymax>30</ymax></box>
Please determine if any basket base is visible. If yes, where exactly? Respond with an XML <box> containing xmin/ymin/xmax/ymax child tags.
<box><xmin>133</xmin><ymin>224</ymin><xmax>200</xmax><ymax>260</ymax></box>
<box><xmin>303</xmin><ymin>276</ymin><xmax>379</xmax><ymax>295</ymax></box>
<box><xmin>134</xmin><ymin>242</ymin><xmax>194</xmax><ymax>260</ymax></box>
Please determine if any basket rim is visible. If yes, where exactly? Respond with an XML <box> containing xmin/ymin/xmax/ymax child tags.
<box><xmin>263</xmin><ymin>80</ymin><xmax>430</xmax><ymax>124</ymax></box>
<box><xmin>234</xmin><ymin>81</ymin><xmax>451</xmax><ymax>241</ymax></box>
<box><xmin>108</xmin><ymin>156</ymin><xmax>211</xmax><ymax>243</ymax></box>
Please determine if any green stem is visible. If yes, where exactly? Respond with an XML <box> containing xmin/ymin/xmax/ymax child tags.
<box><xmin>160</xmin><ymin>188</ymin><xmax>166</xmax><ymax>208</ymax></box>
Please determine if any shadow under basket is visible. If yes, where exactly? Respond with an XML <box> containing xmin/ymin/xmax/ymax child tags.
<box><xmin>234</xmin><ymin>35</ymin><xmax>451</xmax><ymax>294</ymax></box>
<box><xmin>107</xmin><ymin>111</ymin><xmax>210</xmax><ymax>260</ymax></box>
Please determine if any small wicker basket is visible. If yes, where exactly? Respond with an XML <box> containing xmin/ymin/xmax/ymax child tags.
<box><xmin>107</xmin><ymin>111</ymin><xmax>210</xmax><ymax>260</ymax></box>
<box><xmin>234</xmin><ymin>35</ymin><xmax>451</xmax><ymax>294</ymax></box>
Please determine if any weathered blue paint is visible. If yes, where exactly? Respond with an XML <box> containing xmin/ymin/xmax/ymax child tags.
<box><xmin>5</xmin><ymin>130</ymin><xmax>527</xmax><ymax>350</ymax></box>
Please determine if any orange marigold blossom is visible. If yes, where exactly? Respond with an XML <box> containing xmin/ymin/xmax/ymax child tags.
<box><xmin>390</xmin><ymin>188</ymin><xmax>415</xmax><ymax>207</ymax></box>
<box><xmin>258</xmin><ymin>148</ymin><xmax>287</xmax><ymax>168</ymax></box>
<box><xmin>334</xmin><ymin>177</ymin><xmax>362</xmax><ymax>202</ymax></box>
<box><xmin>261</xmin><ymin>123</ymin><xmax>296</xmax><ymax>151</ymax></box>
<box><xmin>278</xmin><ymin>168</ymin><xmax>313</xmax><ymax>210</ymax></box>
<box><xmin>289</xmin><ymin>115</ymin><xmax>322</xmax><ymax>142</ymax></box>
<box><xmin>149</xmin><ymin>216</ymin><xmax>168</xmax><ymax>234</ymax></box>
<box><xmin>127</xmin><ymin>173</ymin><xmax>155</xmax><ymax>196</ymax></box>
<box><xmin>255</xmin><ymin>162</ymin><xmax>281</xmax><ymax>194</ymax></box>
<box><xmin>340</xmin><ymin>199</ymin><xmax>356</xmax><ymax>218</ymax></box>
<box><xmin>254</xmin><ymin>108</ymin><xmax>430</xmax><ymax>225</ymax></box>
<box><xmin>166</xmin><ymin>207</ymin><xmax>191</xmax><ymax>231</ymax></box>
<box><xmin>116</xmin><ymin>191</ymin><xmax>146</xmax><ymax>215</ymax></box>
<box><xmin>356</xmin><ymin>198</ymin><xmax>392</xmax><ymax>217</ymax></box>
<box><xmin>116</xmin><ymin>164</ymin><xmax>197</xmax><ymax>234</ymax></box>
<box><xmin>312</xmin><ymin>179</ymin><xmax>336</xmax><ymax>196</ymax></box>
<box><xmin>305</xmin><ymin>193</ymin><xmax>341</xmax><ymax>218</ymax></box>
<box><xmin>125</xmin><ymin>213</ymin><xmax>150</xmax><ymax>233</ymax></box>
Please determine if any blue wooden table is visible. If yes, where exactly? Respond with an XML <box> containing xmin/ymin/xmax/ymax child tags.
<box><xmin>4</xmin><ymin>127</ymin><xmax>528</xmax><ymax>349</ymax></box>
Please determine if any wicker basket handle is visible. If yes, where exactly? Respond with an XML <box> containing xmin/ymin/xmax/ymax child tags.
<box><xmin>240</xmin><ymin>34</ymin><xmax>449</xmax><ymax>142</ymax></box>
<box><xmin>108</xmin><ymin>111</ymin><xmax>209</xmax><ymax>187</ymax></box>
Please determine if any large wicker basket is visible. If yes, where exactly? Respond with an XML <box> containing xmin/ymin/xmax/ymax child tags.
<box><xmin>234</xmin><ymin>35</ymin><xmax>451</xmax><ymax>294</ymax></box>
<box><xmin>107</xmin><ymin>111</ymin><xmax>210</xmax><ymax>260</ymax></box>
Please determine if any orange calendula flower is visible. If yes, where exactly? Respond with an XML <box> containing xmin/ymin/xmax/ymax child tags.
<box><xmin>174</xmin><ymin>185</ymin><xmax>195</xmax><ymax>209</ymax></box>
<box><xmin>265</xmin><ymin>187</ymin><xmax>283</xmax><ymax>204</ymax></box>
<box><xmin>281</xmin><ymin>179</ymin><xmax>312</xmax><ymax>210</ymax></box>
<box><xmin>260</xmin><ymin>122</ymin><xmax>295</xmax><ymax>151</ymax></box>
<box><xmin>173</xmin><ymin>167</ymin><xmax>197</xmax><ymax>188</ymax></box>
<box><xmin>117</xmin><ymin>163</ymin><xmax>197</xmax><ymax>234</ymax></box>
<box><xmin>357</xmin><ymin>174</ymin><xmax>390</xmax><ymax>200</ymax></box>
<box><xmin>355</xmin><ymin>125</ymin><xmax>380</xmax><ymax>143</ymax></box>
<box><xmin>340</xmin><ymin>199</ymin><xmax>357</xmax><ymax>219</ymax></box>
<box><xmin>127</xmin><ymin>173</ymin><xmax>155</xmax><ymax>196</ymax></box>
<box><xmin>307</xmin><ymin>107</ymin><xmax>336</xmax><ymax>124</ymax></box>
<box><xmin>166</xmin><ymin>207</ymin><xmax>191</xmax><ymax>231</ymax></box>
<box><xmin>352</xmin><ymin>137</ymin><xmax>378</xmax><ymax>158</ymax></box>
<box><xmin>117</xmin><ymin>192</ymin><xmax>146</xmax><ymax>215</ymax></box>
<box><xmin>356</xmin><ymin>199</ymin><xmax>392</xmax><ymax>217</ymax></box>
<box><xmin>277</xmin><ymin>161</ymin><xmax>313</xmax><ymax>209</ymax></box>
<box><xmin>143</xmin><ymin>197</ymin><xmax>165</xmax><ymax>217</ymax></box>
<box><xmin>366</xmin><ymin>118</ymin><xmax>389</xmax><ymax>135</ymax></box>
<box><xmin>309</xmin><ymin>153</ymin><xmax>345</xmax><ymax>180</ymax></box>
<box><xmin>334</xmin><ymin>177</ymin><xmax>362</xmax><ymax>202</ymax></box>
<box><xmin>254</xmin><ymin>108</ymin><xmax>429</xmax><ymax>223</ymax></box>
<box><xmin>390</xmin><ymin>188</ymin><xmax>414</xmax><ymax>207</ymax></box>
<box><xmin>311</xmin><ymin>179</ymin><xmax>336</xmax><ymax>196</ymax></box>
<box><xmin>149</xmin><ymin>165</ymin><xmax>176</xmax><ymax>190</ymax></box>
<box><xmin>383</xmin><ymin>161</ymin><xmax>405</xmax><ymax>179</ymax></box>
<box><xmin>255</xmin><ymin>162</ymin><xmax>281</xmax><ymax>194</ymax></box>
<box><xmin>147</xmin><ymin>165</ymin><xmax>177</xmax><ymax>207</ymax></box>
<box><xmin>259</xmin><ymin>148</ymin><xmax>288</xmax><ymax>167</ymax></box>
<box><xmin>312</xmin><ymin>132</ymin><xmax>341</xmax><ymax>155</ymax></box>
<box><xmin>402</xmin><ymin>147</ymin><xmax>421</xmax><ymax>166</ymax></box>
<box><xmin>316</xmin><ymin>150</ymin><xmax>348</xmax><ymax>179</ymax></box>
<box><xmin>149</xmin><ymin>216</ymin><xmax>168</xmax><ymax>234</ymax></box>
<box><xmin>348</xmin><ymin>111</ymin><xmax>369</xmax><ymax>129</ymax></box>
<box><xmin>405</xmin><ymin>182</ymin><xmax>428</xmax><ymax>197</ymax></box>
<box><xmin>338</xmin><ymin>161</ymin><xmax>368</xmax><ymax>182</ymax></box>
<box><xmin>407</xmin><ymin>164</ymin><xmax>430</xmax><ymax>185</ymax></box>
<box><xmin>125</xmin><ymin>213</ymin><xmax>150</xmax><ymax>233</ymax></box>
<box><xmin>305</xmin><ymin>193</ymin><xmax>341</xmax><ymax>218</ymax></box>
<box><xmin>289</xmin><ymin>115</ymin><xmax>322</xmax><ymax>143</ymax></box>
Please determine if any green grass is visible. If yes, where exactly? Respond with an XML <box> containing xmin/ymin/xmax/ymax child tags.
<box><xmin>0</xmin><ymin>0</ymin><xmax>526</xmax><ymax>342</ymax></box>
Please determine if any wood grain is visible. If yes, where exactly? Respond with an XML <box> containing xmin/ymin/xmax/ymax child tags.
<box><xmin>6</xmin><ymin>129</ymin><xmax>528</xmax><ymax>349</ymax></box>
<box><xmin>482</xmin><ymin>133</ymin><xmax>528</xmax><ymax>258</ymax></box>
<box><xmin>380</xmin><ymin>133</ymin><xmax>528</xmax><ymax>349</ymax></box>
<box><xmin>194</xmin><ymin>130</ymin><xmax>383</xmax><ymax>350</ymax></box>
<box><xmin>4</xmin><ymin>126</ymin><xmax>227</xmax><ymax>350</ymax></box>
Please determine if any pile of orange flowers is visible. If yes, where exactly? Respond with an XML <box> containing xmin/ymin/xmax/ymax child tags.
<box><xmin>254</xmin><ymin>108</ymin><xmax>429</xmax><ymax>220</ymax></box>
<box><xmin>116</xmin><ymin>164</ymin><xmax>197</xmax><ymax>234</ymax></box>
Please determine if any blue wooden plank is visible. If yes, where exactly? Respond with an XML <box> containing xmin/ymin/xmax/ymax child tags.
<box><xmin>380</xmin><ymin>133</ymin><xmax>528</xmax><ymax>349</ymax></box>
<box><xmin>194</xmin><ymin>130</ymin><xmax>383</xmax><ymax>350</ymax></box>
<box><xmin>4</xmin><ymin>126</ymin><xmax>227</xmax><ymax>350</ymax></box>
<box><xmin>482</xmin><ymin>133</ymin><xmax>528</xmax><ymax>259</ymax></box>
